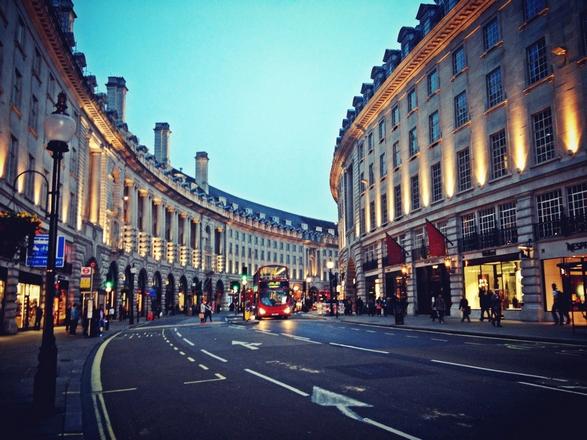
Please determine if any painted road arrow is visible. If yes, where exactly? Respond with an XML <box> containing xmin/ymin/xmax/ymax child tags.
<box><xmin>231</xmin><ymin>340</ymin><xmax>262</xmax><ymax>350</ymax></box>
<box><xmin>311</xmin><ymin>386</ymin><xmax>421</xmax><ymax>440</ymax></box>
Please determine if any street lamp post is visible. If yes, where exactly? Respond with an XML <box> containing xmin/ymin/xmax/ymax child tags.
<box><xmin>241</xmin><ymin>279</ymin><xmax>247</xmax><ymax>320</ymax></box>
<box><xmin>33</xmin><ymin>92</ymin><xmax>76</xmax><ymax>413</ymax></box>
<box><xmin>326</xmin><ymin>260</ymin><xmax>335</xmax><ymax>317</ymax></box>
<box><xmin>129</xmin><ymin>265</ymin><xmax>137</xmax><ymax>325</ymax></box>
<box><xmin>305</xmin><ymin>276</ymin><xmax>312</xmax><ymax>312</ymax></box>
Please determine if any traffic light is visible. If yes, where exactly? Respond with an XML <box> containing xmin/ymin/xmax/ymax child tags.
<box><xmin>105</xmin><ymin>280</ymin><xmax>113</xmax><ymax>292</ymax></box>
<box><xmin>241</xmin><ymin>274</ymin><xmax>247</xmax><ymax>283</ymax></box>
<box><xmin>230</xmin><ymin>281</ymin><xmax>240</xmax><ymax>293</ymax></box>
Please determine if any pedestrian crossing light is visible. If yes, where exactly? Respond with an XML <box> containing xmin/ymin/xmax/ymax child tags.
<box><xmin>241</xmin><ymin>274</ymin><xmax>247</xmax><ymax>283</ymax></box>
<box><xmin>105</xmin><ymin>280</ymin><xmax>113</xmax><ymax>293</ymax></box>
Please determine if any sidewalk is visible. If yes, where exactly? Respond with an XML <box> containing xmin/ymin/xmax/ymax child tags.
<box><xmin>0</xmin><ymin>316</ymin><xmax>171</xmax><ymax>439</ymax></box>
<box><xmin>303</xmin><ymin>311</ymin><xmax>587</xmax><ymax>345</ymax></box>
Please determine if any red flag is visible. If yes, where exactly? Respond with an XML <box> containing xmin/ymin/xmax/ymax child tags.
<box><xmin>385</xmin><ymin>234</ymin><xmax>405</xmax><ymax>265</ymax></box>
<box><xmin>425</xmin><ymin>220</ymin><xmax>447</xmax><ymax>257</ymax></box>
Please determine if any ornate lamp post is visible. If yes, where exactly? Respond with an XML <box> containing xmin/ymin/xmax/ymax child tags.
<box><xmin>33</xmin><ymin>92</ymin><xmax>76</xmax><ymax>413</ymax></box>
<box><xmin>326</xmin><ymin>260</ymin><xmax>335</xmax><ymax>317</ymax></box>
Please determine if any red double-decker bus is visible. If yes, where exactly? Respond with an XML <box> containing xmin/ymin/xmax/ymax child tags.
<box><xmin>253</xmin><ymin>265</ymin><xmax>292</xmax><ymax>320</ymax></box>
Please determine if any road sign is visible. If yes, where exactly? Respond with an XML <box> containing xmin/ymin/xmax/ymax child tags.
<box><xmin>26</xmin><ymin>234</ymin><xmax>65</xmax><ymax>268</ymax></box>
<box><xmin>80</xmin><ymin>266</ymin><xmax>93</xmax><ymax>290</ymax></box>
<box><xmin>81</xmin><ymin>266</ymin><xmax>92</xmax><ymax>276</ymax></box>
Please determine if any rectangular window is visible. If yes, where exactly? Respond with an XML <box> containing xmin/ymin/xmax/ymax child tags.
<box><xmin>479</xmin><ymin>208</ymin><xmax>496</xmax><ymax>235</ymax></box>
<box><xmin>358</xmin><ymin>141</ymin><xmax>364</xmax><ymax>160</ymax></box>
<box><xmin>25</xmin><ymin>154</ymin><xmax>35</xmax><ymax>200</ymax></box>
<box><xmin>360</xmin><ymin>208</ymin><xmax>365</xmax><ymax>235</ymax></box>
<box><xmin>408</xmin><ymin>127</ymin><xmax>419</xmax><ymax>156</ymax></box>
<box><xmin>391</xmin><ymin>104</ymin><xmax>400</xmax><ymax>127</ymax></box>
<box><xmin>379</xmin><ymin>153</ymin><xmax>387</xmax><ymax>177</ymax></box>
<box><xmin>369</xmin><ymin>200</ymin><xmax>376</xmax><ymax>231</ymax></box>
<box><xmin>368</xmin><ymin>163</ymin><xmax>374</xmax><ymax>186</ymax></box>
<box><xmin>381</xmin><ymin>193</ymin><xmax>388</xmax><ymax>224</ymax></box>
<box><xmin>407</xmin><ymin>88</ymin><xmax>417</xmax><ymax>112</ymax></box>
<box><xmin>48</xmin><ymin>74</ymin><xmax>56</xmax><ymax>102</ymax></box>
<box><xmin>33</xmin><ymin>47</ymin><xmax>42</xmax><ymax>78</ymax></box>
<box><xmin>12</xmin><ymin>69</ymin><xmax>23</xmax><ymax>109</ymax></box>
<box><xmin>69</xmin><ymin>192</ymin><xmax>76</xmax><ymax>227</ymax></box>
<box><xmin>483</xmin><ymin>17</ymin><xmax>500</xmax><ymax>50</ymax></box>
<box><xmin>392</xmin><ymin>141</ymin><xmax>401</xmax><ymax>168</ymax></box>
<box><xmin>427</xmin><ymin>69</ymin><xmax>439</xmax><ymax>95</ymax></box>
<box><xmin>394</xmin><ymin>184</ymin><xmax>402</xmax><ymax>219</ymax></box>
<box><xmin>499</xmin><ymin>202</ymin><xmax>518</xmax><ymax>244</ymax></box>
<box><xmin>532</xmin><ymin>107</ymin><xmax>555</xmax><ymax>163</ymax></box>
<box><xmin>526</xmin><ymin>38</ymin><xmax>548</xmax><ymax>85</ymax></box>
<box><xmin>378</xmin><ymin>119</ymin><xmax>385</xmax><ymax>142</ymax></box>
<box><xmin>6</xmin><ymin>136</ymin><xmax>18</xmax><ymax>185</ymax></box>
<box><xmin>461</xmin><ymin>213</ymin><xmax>476</xmax><ymax>238</ymax></box>
<box><xmin>537</xmin><ymin>189</ymin><xmax>562</xmax><ymax>237</ymax></box>
<box><xmin>454</xmin><ymin>91</ymin><xmax>469</xmax><ymax>128</ymax></box>
<box><xmin>452</xmin><ymin>46</ymin><xmax>466</xmax><ymax>74</ymax></box>
<box><xmin>486</xmin><ymin>67</ymin><xmax>504</xmax><ymax>108</ymax></box>
<box><xmin>431</xmin><ymin>162</ymin><xmax>442</xmax><ymax>203</ymax></box>
<box><xmin>428</xmin><ymin>111</ymin><xmax>440</xmax><ymax>144</ymax></box>
<box><xmin>567</xmin><ymin>183</ymin><xmax>587</xmax><ymax>219</ymax></box>
<box><xmin>15</xmin><ymin>16</ymin><xmax>25</xmax><ymax>49</ymax></box>
<box><xmin>457</xmin><ymin>148</ymin><xmax>472</xmax><ymax>192</ymax></box>
<box><xmin>29</xmin><ymin>95</ymin><xmax>39</xmax><ymax>132</ymax></box>
<box><xmin>368</xmin><ymin>132</ymin><xmax>374</xmax><ymax>151</ymax></box>
<box><xmin>524</xmin><ymin>0</ymin><xmax>546</xmax><ymax>21</ymax></box>
<box><xmin>489</xmin><ymin>129</ymin><xmax>509</xmax><ymax>179</ymax></box>
<box><xmin>411</xmin><ymin>175</ymin><xmax>420</xmax><ymax>210</ymax></box>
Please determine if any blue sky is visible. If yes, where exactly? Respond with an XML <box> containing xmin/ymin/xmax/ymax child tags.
<box><xmin>74</xmin><ymin>0</ymin><xmax>419</xmax><ymax>221</ymax></box>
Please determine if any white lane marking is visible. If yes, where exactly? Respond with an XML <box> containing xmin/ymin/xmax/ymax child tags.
<box><xmin>245</xmin><ymin>368</ymin><xmax>309</xmax><ymax>397</ymax></box>
<box><xmin>179</xmin><ymin>351</ymin><xmax>186</xmax><ymax>356</ymax></box>
<box><xmin>187</xmin><ymin>357</ymin><xmax>196</xmax><ymax>362</ymax></box>
<box><xmin>137</xmin><ymin>335</ymin><xmax>141</xmax><ymax>339</ymax></box>
<box><xmin>255</xmin><ymin>329</ymin><xmax>279</xmax><ymax>336</ymax></box>
<box><xmin>173</xmin><ymin>347</ymin><xmax>178</xmax><ymax>351</ymax></box>
<box><xmin>432</xmin><ymin>338</ymin><xmax>448</xmax><ymax>342</ymax></box>
<box><xmin>406</xmin><ymin>335</ymin><xmax>419</xmax><ymax>339</ymax></box>
<box><xmin>232</xmin><ymin>340</ymin><xmax>262</xmax><ymax>350</ymax></box>
<box><xmin>280</xmin><ymin>333</ymin><xmax>322</xmax><ymax>344</ymax></box>
<box><xmin>464</xmin><ymin>342</ymin><xmax>483</xmax><ymax>346</ymax></box>
<box><xmin>91</xmin><ymin>332</ymin><xmax>119</xmax><ymax>440</ymax></box>
<box><xmin>366</xmin><ymin>330</ymin><xmax>376</xmax><ymax>333</ymax></box>
<box><xmin>385</xmin><ymin>332</ymin><xmax>395</xmax><ymax>336</ymax></box>
<box><xmin>198</xmin><ymin>364</ymin><xmax>209</xmax><ymax>370</ymax></box>
<box><xmin>518</xmin><ymin>381</ymin><xmax>587</xmax><ymax>396</ymax></box>
<box><xmin>350</xmin><ymin>328</ymin><xmax>361</xmax><ymax>331</ymax></box>
<box><xmin>174</xmin><ymin>327</ymin><xmax>177</xmax><ymax>331</ymax></box>
<box><xmin>329</xmin><ymin>342</ymin><xmax>389</xmax><ymax>354</ymax></box>
<box><xmin>176</xmin><ymin>331</ymin><xmax>182</xmax><ymax>337</ymax></box>
<box><xmin>184</xmin><ymin>374</ymin><xmax>226</xmax><ymax>385</ymax></box>
<box><xmin>129</xmin><ymin>334</ymin><xmax>134</xmax><ymax>339</ymax></box>
<box><xmin>182</xmin><ymin>338</ymin><xmax>195</xmax><ymax>346</ymax></box>
<box><xmin>431</xmin><ymin>359</ymin><xmax>568</xmax><ymax>382</ymax></box>
<box><xmin>311</xmin><ymin>386</ymin><xmax>421</xmax><ymax>440</ymax></box>
<box><xmin>201</xmin><ymin>349</ymin><xmax>228</xmax><ymax>363</ymax></box>
<box><xmin>101</xmin><ymin>387</ymin><xmax>137</xmax><ymax>394</ymax></box>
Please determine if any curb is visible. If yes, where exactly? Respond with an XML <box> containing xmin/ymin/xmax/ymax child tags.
<box><xmin>337</xmin><ymin>319</ymin><xmax>587</xmax><ymax>346</ymax></box>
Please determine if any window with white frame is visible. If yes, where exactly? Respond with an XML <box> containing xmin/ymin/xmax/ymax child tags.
<box><xmin>378</xmin><ymin>119</ymin><xmax>385</xmax><ymax>142</ymax></box>
<box><xmin>411</xmin><ymin>175</ymin><xmax>420</xmax><ymax>210</ymax></box>
<box><xmin>429</xmin><ymin>111</ymin><xmax>440</xmax><ymax>144</ymax></box>
<box><xmin>427</xmin><ymin>69</ymin><xmax>439</xmax><ymax>96</ymax></box>
<box><xmin>392</xmin><ymin>141</ymin><xmax>401</xmax><ymax>168</ymax></box>
<box><xmin>381</xmin><ymin>193</ymin><xmax>388</xmax><ymax>224</ymax></box>
<box><xmin>391</xmin><ymin>104</ymin><xmax>400</xmax><ymax>127</ymax></box>
<box><xmin>461</xmin><ymin>213</ymin><xmax>476</xmax><ymax>238</ymax></box>
<box><xmin>486</xmin><ymin>67</ymin><xmax>504</xmax><ymax>108</ymax></box>
<box><xmin>394</xmin><ymin>184</ymin><xmax>402</xmax><ymax>219</ymax></box>
<box><xmin>499</xmin><ymin>202</ymin><xmax>517</xmax><ymax>230</ymax></box>
<box><xmin>454</xmin><ymin>91</ymin><xmax>469</xmax><ymax>128</ymax></box>
<box><xmin>457</xmin><ymin>148</ymin><xmax>472</xmax><ymax>192</ymax></box>
<box><xmin>368</xmin><ymin>163</ymin><xmax>374</xmax><ymax>186</ymax></box>
<box><xmin>358</xmin><ymin>141</ymin><xmax>364</xmax><ymax>160</ymax></box>
<box><xmin>407</xmin><ymin>88</ymin><xmax>417</xmax><ymax>112</ymax></box>
<box><xmin>489</xmin><ymin>129</ymin><xmax>508</xmax><ymax>179</ymax></box>
<box><xmin>567</xmin><ymin>183</ymin><xmax>587</xmax><ymax>219</ymax></box>
<box><xmin>431</xmin><ymin>162</ymin><xmax>442</xmax><ymax>203</ymax></box>
<box><xmin>408</xmin><ymin>127</ymin><xmax>418</xmax><ymax>156</ymax></box>
<box><xmin>483</xmin><ymin>17</ymin><xmax>500</xmax><ymax>50</ymax></box>
<box><xmin>368</xmin><ymin>132</ymin><xmax>374</xmax><ymax>151</ymax></box>
<box><xmin>452</xmin><ymin>46</ymin><xmax>466</xmax><ymax>74</ymax></box>
<box><xmin>537</xmin><ymin>190</ymin><xmax>562</xmax><ymax>235</ymax></box>
<box><xmin>479</xmin><ymin>208</ymin><xmax>496</xmax><ymax>235</ymax></box>
<box><xmin>526</xmin><ymin>38</ymin><xmax>548</xmax><ymax>85</ymax></box>
<box><xmin>532</xmin><ymin>107</ymin><xmax>555</xmax><ymax>163</ymax></box>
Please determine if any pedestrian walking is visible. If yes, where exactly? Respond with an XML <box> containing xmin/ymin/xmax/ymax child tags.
<box><xmin>34</xmin><ymin>305</ymin><xmax>43</xmax><ymax>330</ymax></box>
<box><xmin>479</xmin><ymin>286</ymin><xmax>491</xmax><ymax>321</ymax></box>
<box><xmin>199</xmin><ymin>302</ymin><xmax>206</xmax><ymax>323</ymax></box>
<box><xmin>69</xmin><ymin>304</ymin><xmax>79</xmax><ymax>335</ymax></box>
<box><xmin>559</xmin><ymin>288</ymin><xmax>571</xmax><ymax>325</ymax></box>
<box><xmin>65</xmin><ymin>305</ymin><xmax>71</xmax><ymax>333</ymax></box>
<box><xmin>459</xmin><ymin>297</ymin><xmax>471</xmax><ymax>322</ymax></box>
<box><xmin>430</xmin><ymin>296</ymin><xmax>437</xmax><ymax>322</ymax></box>
<box><xmin>490</xmin><ymin>291</ymin><xmax>502</xmax><ymax>327</ymax></box>
<box><xmin>551</xmin><ymin>283</ymin><xmax>563</xmax><ymax>325</ymax></box>
<box><xmin>435</xmin><ymin>294</ymin><xmax>446</xmax><ymax>323</ymax></box>
<box><xmin>205</xmin><ymin>302</ymin><xmax>213</xmax><ymax>322</ymax></box>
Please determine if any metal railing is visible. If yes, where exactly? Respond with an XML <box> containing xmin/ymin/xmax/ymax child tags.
<box><xmin>458</xmin><ymin>226</ymin><xmax>518</xmax><ymax>252</ymax></box>
<box><xmin>534</xmin><ymin>214</ymin><xmax>587</xmax><ymax>240</ymax></box>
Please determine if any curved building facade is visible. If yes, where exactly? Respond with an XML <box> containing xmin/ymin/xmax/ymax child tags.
<box><xmin>0</xmin><ymin>0</ymin><xmax>337</xmax><ymax>334</ymax></box>
<box><xmin>330</xmin><ymin>0</ymin><xmax>587</xmax><ymax>321</ymax></box>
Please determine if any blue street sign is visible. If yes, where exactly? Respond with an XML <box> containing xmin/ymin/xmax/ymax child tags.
<box><xmin>26</xmin><ymin>234</ymin><xmax>65</xmax><ymax>268</ymax></box>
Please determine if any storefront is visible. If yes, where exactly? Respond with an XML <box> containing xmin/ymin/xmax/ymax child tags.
<box><xmin>463</xmin><ymin>253</ymin><xmax>522</xmax><ymax>312</ymax></box>
<box><xmin>16</xmin><ymin>271</ymin><xmax>43</xmax><ymax>330</ymax></box>
<box><xmin>384</xmin><ymin>270</ymin><xmax>407</xmax><ymax>301</ymax></box>
<box><xmin>365</xmin><ymin>274</ymin><xmax>380</xmax><ymax>301</ymax></box>
<box><xmin>415</xmin><ymin>264</ymin><xmax>451</xmax><ymax>315</ymax></box>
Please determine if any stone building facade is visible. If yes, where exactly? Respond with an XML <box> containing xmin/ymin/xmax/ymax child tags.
<box><xmin>330</xmin><ymin>0</ymin><xmax>587</xmax><ymax>321</ymax></box>
<box><xmin>0</xmin><ymin>0</ymin><xmax>337</xmax><ymax>334</ymax></box>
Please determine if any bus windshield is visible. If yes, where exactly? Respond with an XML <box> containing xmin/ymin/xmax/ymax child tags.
<box><xmin>259</xmin><ymin>288</ymin><xmax>289</xmax><ymax>307</ymax></box>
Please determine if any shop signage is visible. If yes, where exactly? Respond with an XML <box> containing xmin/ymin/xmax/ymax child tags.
<box><xmin>481</xmin><ymin>249</ymin><xmax>496</xmax><ymax>257</ymax></box>
<box><xmin>26</xmin><ymin>234</ymin><xmax>65</xmax><ymax>268</ymax></box>
<box><xmin>567</xmin><ymin>241</ymin><xmax>587</xmax><ymax>252</ymax></box>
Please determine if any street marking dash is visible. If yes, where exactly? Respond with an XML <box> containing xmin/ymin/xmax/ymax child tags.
<box><xmin>198</xmin><ymin>364</ymin><xmax>209</xmax><ymax>370</ymax></box>
<box><xmin>184</xmin><ymin>376</ymin><xmax>226</xmax><ymax>385</ymax></box>
<box><xmin>201</xmin><ymin>349</ymin><xmax>228</xmax><ymax>363</ymax></box>
<box><xmin>431</xmin><ymin>338</ymin><xmax>448</xmax><ymax>342</ymax></box>
<box><xmin>431</xmin><ymin>359</ymin><xmax>568</xmax><ymax>382</ymax></box>
<box><xmin>101</xmin><ymin>387</ymin><xmax>137</xmax><ymax>394</ymax></box>
<box><xmin>518</xmin><ymin>382</ymin><xmax>587</xmax><ymax>396</ymax></box>
<box><xmin>182</xmin><ymin>338</ymin><xmax>195</xmax><ymax>346</ymax></box>
<box><xmin>173</xmin><ymin>347</ymin><xmax>178</xmax><ymax>351</ymax></box>
<box><xmin>179</xmin><ymin>351</ymin><xmax>186</xmax><ymax>356</ymax></box>
<box><xmin>176</xmin><ymin>331</ymin><xmax>182</xmax><ymax>337</ymax></box>
<box><xmin>245</xmin><ymin>368</ymin><xmax>309</xmax><ymax>397</ymax></box>
<box><xmin>187</xmin><ymin>357</ymin><xmax>196</xmax><ymax>362</ymax></box>
<box><xmin>406</xmin><ymin>335</ymin><xmax>419</xmax><ymax>339</ymax></box>
<box><xmin>366</xmin><ymin>330</ymin><xmax>376</xmax><ymax>333</ymax></box>
<box><xmin>329</xmin><ymin>342</ymin><xmax>389</xmax><ymax>354</ymax></box>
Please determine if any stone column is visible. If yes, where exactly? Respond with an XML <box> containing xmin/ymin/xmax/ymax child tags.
<box><xmin>1</xmin><ymin>265</ymin><xmax>19</xmax><ymax>334</ymax></box>
<box><xmin>88</xmin><ymin>151</ymin><xmax>102</xmax><ymax>224</ymax></box>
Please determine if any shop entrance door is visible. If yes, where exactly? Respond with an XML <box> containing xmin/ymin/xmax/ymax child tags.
<box><xmin>416</xmin><ymin>265</ymin><xmax>451</xmax><ymax>315</ymax></box>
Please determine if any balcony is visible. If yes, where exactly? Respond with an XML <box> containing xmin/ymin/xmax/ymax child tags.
<box><xmin>458</xmin><ymin>227</ymin><xmax>518</xmax><ymax>252</ymax></box>
<box><xmin>534</xmin><ymin>214</ymin><xmax>587</xmax><ymax>240</ymax></box>
<box><xmin>362</xmin><ymin>259</ymin><xmax>378</xmax><ymax>271</ymax></box>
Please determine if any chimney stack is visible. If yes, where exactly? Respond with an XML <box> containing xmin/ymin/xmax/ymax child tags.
<box><xmin>195</xmin><ymin>151</ymin><xmax>209</xmax><ymax>193</ymax></box>
<box><xmin>154</xmin><ymin>122</ymin><xmax>171</xmax><ymax>165</ymax></box>
<box><xmin>106</xmin><ymin>76</ymin><xmax>128</xmax><ymax>124</ymax></box>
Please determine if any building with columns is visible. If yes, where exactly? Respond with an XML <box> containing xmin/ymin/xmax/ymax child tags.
<box><xmin>330</xmin><ymin>0</ymin><xmax>587</xmax><ymax>321</ymax></box>
<box><xmin>0</xmin><ymin>0</ymin><xmax>337</xmax><ymax>334</ymax></box>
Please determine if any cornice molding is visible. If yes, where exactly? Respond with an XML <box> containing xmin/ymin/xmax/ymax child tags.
<box><xmin>329</xmin><ymin>0</ymin><xmax>494</xmax><ymax>202</ymax></box>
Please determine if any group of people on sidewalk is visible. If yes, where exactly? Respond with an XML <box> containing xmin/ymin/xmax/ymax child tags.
<box><xmin>551</xmin><ymin>283</ymin><xmax>572</xmax><ymax>325</ymax></box>
<box><xmin>63</xmin><ymin>304</ymin><xmax>111</xmax><ymax>337</ymax></box>
<box><xmin>192</xmin><ymin>300</ymin><xmax>213</xmax><ymax>323</ymax></box>
<box><xmin>430</xmin><ymin>288</ymin><xmax>503</xmax><ymax>327</ymax></box>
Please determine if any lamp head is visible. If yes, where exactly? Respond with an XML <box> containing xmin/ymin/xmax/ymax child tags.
<box><xmin>45</xmin><ymin>92</ymin><xmax>76</xmax><ymax>153</ymax></box>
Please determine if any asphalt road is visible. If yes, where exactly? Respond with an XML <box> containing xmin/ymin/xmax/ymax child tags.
<box><xmin>82</xmin><ymin>314</ymin><xmax>587</xmax><ymax>440</ymax></box>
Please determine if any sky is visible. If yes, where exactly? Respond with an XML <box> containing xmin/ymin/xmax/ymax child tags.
<box><xmin>74</xmin><ymin>0</ymin><xmax>419</xmax><ymax>221</ymax></box>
